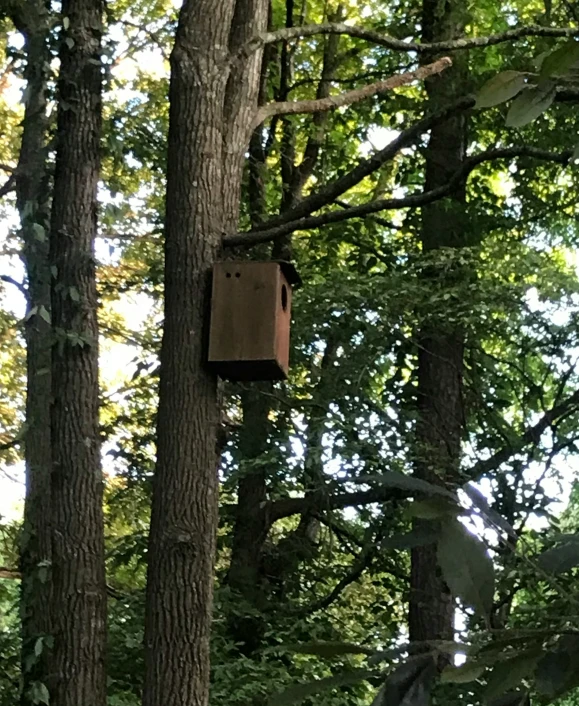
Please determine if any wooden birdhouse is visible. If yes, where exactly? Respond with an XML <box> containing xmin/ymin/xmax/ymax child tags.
<box><xmin>207</xmin><ymin>260</ymin><xmax>300</xmax><ymax>381</ymax></box>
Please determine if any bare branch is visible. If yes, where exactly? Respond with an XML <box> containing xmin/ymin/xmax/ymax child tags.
<box><xmin>225</xmin><ymin>146</ymin><xmax>572</xmax><ymax>247</ymax></box>
<box><xmin>0</xmin><ymin>274</ymin><xmax>27</xmax><ymax>296</ymax></box>
<box><xmin>253</xmin><ymin>57</ymin><xmax>452</xmax><ymax>129</ymax></box>
<box><xmin>0</xmin><ymin>437</ymin><xmax>20</xmax><ymax>452</ymax></box>
<box><xmin>239</xmin><ymin>22</ymin><xmax>579</xmax><ymax>59</ymax></box>
<box><xmin>0</xmin><ymin>173</ymin><xmax>16</xmax><ymax>199</ymax></box>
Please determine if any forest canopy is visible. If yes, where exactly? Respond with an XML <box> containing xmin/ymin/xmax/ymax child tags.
<box><xmin>3</xmin><ymin>1</ymin><xmax>579</xmax><ymax>705</ymax></box>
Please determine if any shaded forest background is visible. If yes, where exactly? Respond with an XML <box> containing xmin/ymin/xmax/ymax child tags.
<box><xmin>3</xmin><ymin>0</ymin><xmax>579</xmax><ymax>705</ymax></box>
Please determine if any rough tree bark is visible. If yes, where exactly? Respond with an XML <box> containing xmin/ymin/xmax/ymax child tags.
<box><xmin>142</xmin><ymin>1</ymin><xmax>268</xmax><ymax>704</ymax></box>
<box><xmin>409</xmin><ymin>0</ymin><xmax>469</xmax><ymax>643</ymax></box>
<box><xmin>48</xmin><ymin>0</ymin><xmax>107</xmax><ymax>703</ymax></box>
<box><xmin>10</xmin><ymin>2</ymin><xmax>54</xmax><ymax>702</ymax></box>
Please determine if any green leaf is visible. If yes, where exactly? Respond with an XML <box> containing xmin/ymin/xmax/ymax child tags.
<box><xmin>63</xmin><ymin>16</ymin><xmax>70</xmax><ymax>30</ymax></box>
<box><xmin>34</xmin><ymin>637</ymin><xmax>44</xmax><ymax>657</ymax></box>
<box><xmin>475</xmin><ymin>71</ymin><xmax>527</xmax><ymax>108</ymax></box>
<box><xmin>437</xmin><ymin>519</ymin><xmax>494</xmax><ymax>619</ymax></box>
<box><xmin>69</xmin><ymin>287</ymin><xmax>80</xmax><ymax>302</ymax></box>
<box><xmin>353</xmin><ymin>472</ymin><xmax>457</xmax><ymax>500</ymax></box>
<box><xmin>540</xmin><ymin>40</ymin><xmax>579</xmax><ymax>79</ymax></box>
<box><xmin>506</xmin><ymin>83</ymin><xmax>556</xmax><ymax>128</ymax></box>
<box><xmin>462</xmin><ymin>483</ymin><xmax>516</xmax><ymax>539</ymax></box>
<box><xmin>29</xmin><ymin>681</ymin><xmax>50</xmax><ymax>705</ymax></box>
<box><xmin>38</xmin><ymin>306</ymin><xmax>51</xmax><ymax>324</ymax></box>
<box><xmin>268</xmin><ymin>669</ymin><xmax>376</xmax><ymax>706</ymax></box>
<box><xmin>382</xmin><ymin>526</ymin><xmax>439</xmax><ymax>551</ymax></box>
<box><xmin>484</xmin><ymin>649</ymin><xmax>542</xmax><ymax>701</ymax></box>
<box><xmin>440</xmin><ymin>661</ymin><xmax>485</xmax><ymax>684</ymax></box>
<box><xmin>488</xmin><ymin>692</ymin><xmax>528</xmax><ymax>706</ymax></box>
<box><xmin>65</xmin><ymin>36</ymin><xmax>75</xmax><ymax>49</ymax></box>
<box><xmin>267</xmin><ymin>641</ymin><xmax>374</xmax><ymax>658</ymax></box>
<box><xmin>536</xmin><ymin>636</ymin><xmax>579</xmax><ymax>698</ymax></box>
<box><xmin>406</xmin><ymin>497</ymin><xmax>461</xmax><ymax>520</ymax></box>
<box><xmin>32</xmin><ymin>223</ymin><xmax>46</xmax><ymax>242</ymax></box>
<box><xmin>537</xmin><ymin>537</ymin><xmax>579</xmax><ymax>574</ymax></box>
<box><xmin>372</xmin><ymin>655</ymin><xmax>437</xmax><ymax>706</ymax></box>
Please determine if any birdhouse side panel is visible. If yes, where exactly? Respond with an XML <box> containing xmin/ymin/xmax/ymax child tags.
<box><xmin>274</xmin><ymin>270</ymin><xmax>292</xmax><ymax>376</ymax></box>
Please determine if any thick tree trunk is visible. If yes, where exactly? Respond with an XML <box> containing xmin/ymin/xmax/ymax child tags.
<box><xmin>48</xmin><ymin>0</ymin><xmax>107</xmax><ymax>704</ymax></box>
<box><xmin>142</xmin><ymin>2</ymin><xmax>267</xmax><ymax>704</ymax></box>
<box><xmin>409</xmin><ymin>0</ymin><xmax>468</xmax><ymax>644</ymax></box>
<box><xmin>13</xmin><ymin>3</ymin><xmax>54</xmax><ymax>702</ymax></box>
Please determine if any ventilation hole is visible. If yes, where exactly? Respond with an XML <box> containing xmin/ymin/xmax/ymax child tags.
<box><xmin>235</xmin><ymin>272</ymin><xmax>241</xmax><ymax>278</ymax></box>
<box><xmin>226</xmin><ymin>272</ymin><xmax>232</xmax><ymax>278</ymax></box>
<box><xmin>281</xmin><ymin>284</ymin><xmax>288</xmax><ymax>312</ymax></box>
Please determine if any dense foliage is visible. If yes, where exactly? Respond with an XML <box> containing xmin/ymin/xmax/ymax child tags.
<box><xmin>4</xmin><ymin>0</ymin><xmax>579</xmax><ymax>705</ymax></box>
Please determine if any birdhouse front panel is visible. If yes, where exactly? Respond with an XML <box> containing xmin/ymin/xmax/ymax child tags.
<box><xmin>207</xmin><ymin>261</ymin><xmax>294</xmax><ymax>381</ymax></box>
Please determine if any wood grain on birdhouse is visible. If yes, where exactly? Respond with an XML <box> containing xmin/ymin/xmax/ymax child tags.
<box><xmin>207</xmin><ymin>261</ymin><xmax>299</xmax><ymax>381</ymax></box>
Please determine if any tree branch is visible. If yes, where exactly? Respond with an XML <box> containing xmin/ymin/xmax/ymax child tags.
<box><xmin>0</xmin><ymin>274</ymin><xmax>27</xmax><ymax>296</ymax></box>
<box><xmin>470</xmin><ymin>388</ymin><xmax>579</xmax><ymax>479</ymax></box>
<box><xmin>253</xmin><ymin>57</ymin><xmax>452</xmax><ymax>129</ymax></box>
<box><xmin>239</xmin><ymin>22</ymin><xmax>579</xmax><ymax>59</ymax></box>
<box><xmin>226</xmin><ymin>146</ymin><xmax>572</xmax><ymax>247</ymax></box>
<box><xmin>0</xmin><ymin>173</ymin><xmax>16</xmax><ymax>199</ymax></box>
<box><xmin>292</xmin><ymin>536</ymin><xmax>379</xmax><ymax>614</ymax></box>
<box><xmin>270</xmin><ymin>486</ymin><xmax>406</xmax><ymax>521</ymax></box>
<box><xmin>268</xmin><ymin>387</ymin><xmax>579</xmax><ymax>521</ymax></box>
<box><xmin>224</xmin><ymin>94</ymin><xmax>476</xmax><ymax>246</ymax></box>
<box><xmin>0</xmin><ymin>437</ymin><xmax>20</xmax><ymax>452</ymax></box>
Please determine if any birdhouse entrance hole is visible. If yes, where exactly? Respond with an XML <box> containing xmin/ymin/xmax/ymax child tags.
<box><xmin>207</xmin><ymin>260</ymin><xmax>301</xmax><ymax>382</ymax></box>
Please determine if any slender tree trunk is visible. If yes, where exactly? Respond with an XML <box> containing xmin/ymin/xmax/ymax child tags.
<box><xmin>142</xmin><ymin>2</ymin><xmax>267</xmax><ymax>704</ymax></box>
<box><xmin>227</xmin><ymin>8</ymin><xmax>275</xmax><ymax>629</ymax></box>
<box><xmin>227</xmin><ymin>5</ymin><xmax>342</xmax><ymax>644</ymax></box>
<box><xmin>409</xmin><ymin>0</ymin><xmax>469</xmax><ymax>644</ymax></box>
<box><xmin>227</xmin><ymin>3</ymin><xmax>342</xmax><ymax>644</ymax></box>
<box><xmin>12</xmin><ymin>3</ymin><xmax>54</xmax><ymax>702</ymax></box>
<box><xmin>48</xmin><ymin>0</ymin><xmax>107</xmax><ymax>703</ymax></box>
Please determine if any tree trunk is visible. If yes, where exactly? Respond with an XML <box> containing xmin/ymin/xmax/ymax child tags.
<box><xmin>227</xmin><ymin>4</ymin><xmax>342</xmax><ymax>649</ymax></box>
<box><xmin>12</xmin><ymin>3</ymin><xmax>53</xmax><ymax>702</ymax></box>
<box><xmin>142</xmin><ymin>2</ymin><xmax>267</xmax><ymax>704</ymax></box>
<box><xmin>409</xmin><ymin>0</ymin><xmax>469</xmax><ymax>644</ymax></box>
<box><xmin>48</xmin><ymin>0</ymin><xmax>107</xmax><ymax>703</ymax></box>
